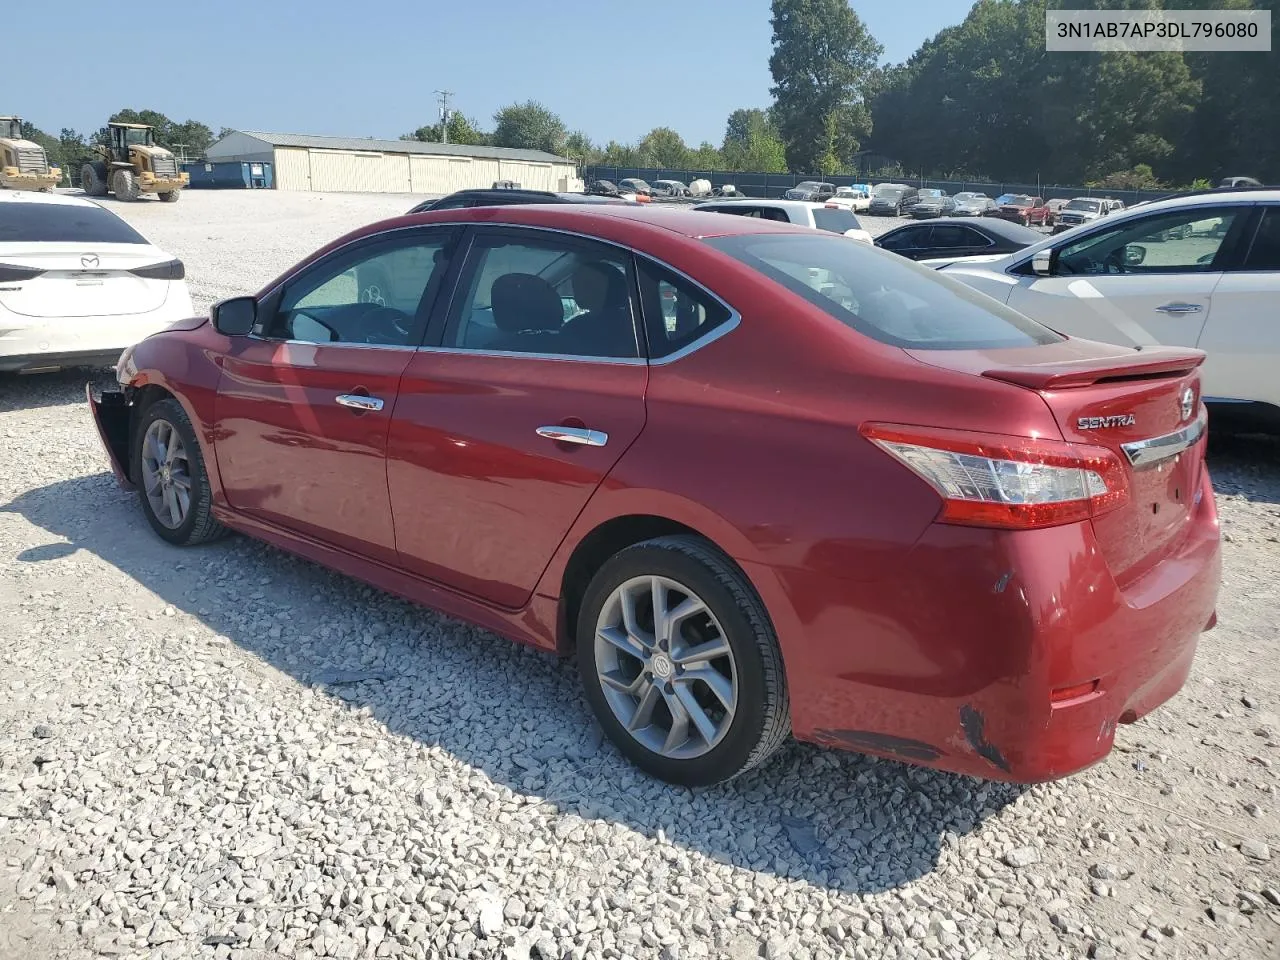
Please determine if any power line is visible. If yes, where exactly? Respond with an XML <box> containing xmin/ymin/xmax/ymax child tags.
<box><xmin>434</xmin><ymin>90</ymin><xmax>455</xmax><ymax>144</ymax></box>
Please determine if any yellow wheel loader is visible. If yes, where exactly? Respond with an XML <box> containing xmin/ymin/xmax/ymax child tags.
<box><xmin>81</xmin><ymin>122</ymin><xmax>188</xmax><ymax>202</ymax></box>
<box><xmin>0</xmin><ymin>116</ymin><xmax>61</xmax><ymax>192</ymax></box>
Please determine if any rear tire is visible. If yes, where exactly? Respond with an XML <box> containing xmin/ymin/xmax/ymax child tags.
<box><xmin>577</xmin><ymin>535</ymin><xmax>790</xmax><ymax>787</ymax></box>
<box><xmin>159</xmin><ymin>190</ymin><xmax>180</xmax><ymax>203</ymax></box>
<box><xmin>132</xmin><ymin>398</ymin><xmax>228</xmax><ymax>546</ymax></box>
<box><xmin>81</xmin><ymin>163</ymin><xmax>107</xmax><ymax>197</ymax></box>
<box><xmin>112</xmin><ymin>169</ymin><xmax>140</xmax><ymax>201</ymax></box>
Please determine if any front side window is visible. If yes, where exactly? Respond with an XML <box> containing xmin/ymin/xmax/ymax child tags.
<box><xmin>268</xmin><ymin>233</ymin><xmax>452</xmax><ymax>346</ymax></box>
<box><xmin>1056</xmin><ymin>207</ymin><xmax>1240</xmax><ymax>275</ymax></box>
<box><xmin>1241</xmin><ymin>207</ymin><xmax>1280</xmax><ymax>270</ymax></box>
<box><xmin>878</xmin><ymin>227</ymin><xmax>928</xmax><ymax>251</ymax></box>
<box><xmin>444</xmin><ymin>234</ymin><xmax>640</xmax><ymax>359</ymax></box>
<box><xmin>706</xmin><ymin>232</ymin><xmax>1062</xmax><ymax>350</ymax></box>
<box><xmin>927</xmin><ymin>225</ymin><xmax>990</xmax><ymax>248</ymax></box>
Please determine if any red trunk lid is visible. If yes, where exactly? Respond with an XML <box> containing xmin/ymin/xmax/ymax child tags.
<box><xmin>908</xmin><ymin>340</ymin><xmax>1208</xmax><ymax>585</ymax></box>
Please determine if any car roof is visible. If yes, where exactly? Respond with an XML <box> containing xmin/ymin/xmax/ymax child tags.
<box><xmin>0</xmin><ymin>190</ymin><xmax>99</xmax><ymax>209</ymax></box>
<box><xmin>394</xmin><ymin>202</ymin><xmax>818</xmax><ymax>240</ymax></box>
<box><xmin>694</xmin><ymin>198</ymin><xmax>834</xmax><ymax>212</ymax></box>
<box><xmin>882</xmin><ymin>216</ymin><xmax>1041</xmax><ymax>241</ymax></box>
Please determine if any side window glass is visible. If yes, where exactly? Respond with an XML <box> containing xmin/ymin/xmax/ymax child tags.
<box><xmin>926</xmin><ymin>225</ymin><xmax>972</xmax><ymax>248</ymax></box>
<box><xmin>445</xmin><ymin>236</ymin><xmax>639</xmax><ymax>359</ymax></box>
<box><xmin>761</xmin><ymin>208</ymin><xmax>792</xmax><ymax>223</ymax></box>
<box><xmin>636</xmin><ymin>260</ymin><xmax>732</xmax><ymax>359</ymax></box>
<box><xmin>1242</xmin><ymin>208</ymin><xmax>1280</xmax><ymax>270</ymax></box>
<box><xmin>269</xmin><ymin>235</ymin><xmax>450</xmax><ymax>346</ymax></box>
<box><xmin>959</xmin><ymin>227</ymin><xmax>994</xmax><ymax>247</ymax></box>
<box><xmin>1057</xmin><ymin>208</ymin><xmax>1240</xmax><ymax>275</ymax></box>
<box><xmin>880</xmin><ymin>229</ymin><xmax>921</xmax><ymax>251</ymax></box>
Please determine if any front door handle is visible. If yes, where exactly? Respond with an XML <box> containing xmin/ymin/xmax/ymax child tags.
<box><xmin>536</xmin><ymin>425</ymin><xmax>608</xmax><ymax>447</ymax></box>
<box><xmin>335</xmin><ymin>394</ymin><xmax>384</xmax><ymax>412</ymax></box>
<box><xmin>1155</xmin><ymin>302</ymin><xmax>1203</xmax><ymax>314</ymax></box>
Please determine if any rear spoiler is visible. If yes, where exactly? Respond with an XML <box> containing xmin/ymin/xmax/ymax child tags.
<box><xmin>982</xmin><ymin>346</ymin><xmax>1204</xmax><ymax>390</ymax></box>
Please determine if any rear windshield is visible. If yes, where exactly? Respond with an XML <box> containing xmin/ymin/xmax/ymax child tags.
<box><xmin>812</xmin><ymin>208</ymin><xmax>862</xmax><ymax>233</ymax></box>
<box><xmin>0</xmin><ymin>202</ymin><xmax>146</xmax><ymax>244</ymax></box>
<box><xmin>705</xmin><ymin>233</ymin><xmax>1063</xmax><ymax>350</ymax></box>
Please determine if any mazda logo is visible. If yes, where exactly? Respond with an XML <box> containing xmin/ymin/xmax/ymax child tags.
<box><xmin>81</xmin><ymin>255</ymin><xmax>99</xmax><ymax>269</ymax></box>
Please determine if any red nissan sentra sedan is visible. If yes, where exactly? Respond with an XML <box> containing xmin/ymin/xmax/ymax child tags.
<box><xmin>89</xmin><ymin>205</ymin><xmax>1221</xmax><ymax>787</ymax></box>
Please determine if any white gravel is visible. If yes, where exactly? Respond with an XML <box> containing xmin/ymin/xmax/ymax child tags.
<box><xmin>0</xmin><ymin>190</ymin><xmax>1276</xmax><ymax>960</ymax></box>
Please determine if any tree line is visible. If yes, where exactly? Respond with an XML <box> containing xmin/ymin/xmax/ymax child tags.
<box><xmin>20</xmin><ymin>0</ymin><xmax>1276</xmax><ymax>187</ymax></box>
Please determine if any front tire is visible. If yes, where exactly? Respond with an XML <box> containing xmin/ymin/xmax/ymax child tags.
<box><xmin>112</xmin><ymin>169</ymin><xmax>140</xmax><ymax>201</ymax></box>
<box><xmin>159</xmin><ymin>190</ymin><xmax>180</xmax><ymax>203</ymax></box>
<box><xmin>81</xmin><ymin>163</ymin><xmax>107</xmax><ymax>197</ymax></box>
<box><xmin>577</xmin><ymin>535</ymin><xmax>790</xmax><ymax>787</ymax></box>
<box><xmin>132</xmin><ymin>398</ymin><xmax>227</xmax><ymax>546</ymax></box>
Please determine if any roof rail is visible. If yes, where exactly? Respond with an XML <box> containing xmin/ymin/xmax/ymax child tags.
<box><xmin>1146</xmin><ymin>184</ymin><xmax>1277</xmax><ymax>203</ymax></box>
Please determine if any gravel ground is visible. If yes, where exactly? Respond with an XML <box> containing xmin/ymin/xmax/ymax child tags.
<box><xmin>0</xmin><ymin>191</ymin><xmax>1276</xmax><ymax>960</ymax></box>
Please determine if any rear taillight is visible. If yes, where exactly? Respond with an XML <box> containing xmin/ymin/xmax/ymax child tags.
<box><xmin>0</xmin><ymin>264</ymin><xmax>43</xmax><ymax>282</ymax></box>
<box><xmin>862</xmin><ymin>423</ymin><xmax>1128</xmax><ymax>530</ymax></box>
<box><xmin>129</xmin><ymin>259</ymin><xmax>185</xmax><ymax>280</ymax></box>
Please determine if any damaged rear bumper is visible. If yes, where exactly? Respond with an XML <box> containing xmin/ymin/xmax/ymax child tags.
<box><xmin>774</xmin><ymin>469</ymin><xmax>1221</xmax><ymax>783</ymax></box>
<box><xmin>87</xmin><ymin>384</ymin><xmax>134</xmax><ymax>490</ymax></box>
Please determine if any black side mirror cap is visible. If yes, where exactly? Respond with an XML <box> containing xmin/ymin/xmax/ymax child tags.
<box><xmin>211</xmin><ymin>296</ymin><xmax>257</xmax><ymax>336</ymax></box>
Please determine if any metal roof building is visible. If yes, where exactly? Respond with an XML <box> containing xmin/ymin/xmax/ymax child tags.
<box><xmin>204</xmin><ymin>130</ymin><xmax>578</xmax><ymax>195</ymax></box>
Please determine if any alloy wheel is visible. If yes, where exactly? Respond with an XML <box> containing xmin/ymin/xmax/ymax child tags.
<box><xmin>140</xmin><ymin>419</ymin><xmax>192</xmax><ymax>529</ymax></box>
<box><xmin>593</xmin><ymin>575</ymin><xmax>738</xmax><ymax>759</ymax></box>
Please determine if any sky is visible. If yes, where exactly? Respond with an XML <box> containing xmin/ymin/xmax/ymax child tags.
<box><xmin>18</xmin><ymin>0</ymin><xmax>973</xmax><ymax>148</ymax></box>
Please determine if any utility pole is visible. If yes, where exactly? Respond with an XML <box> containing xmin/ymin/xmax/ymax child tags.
<box><xmin>434</xmin><ymin>90</ymin><xmax>454</xmax><ymax>144</ymax></box>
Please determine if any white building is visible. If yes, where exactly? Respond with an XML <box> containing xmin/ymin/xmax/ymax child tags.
<box><xmin>204</xmin><ymin>131</ymin><xmax>578</xmax><ymax>194</ymax></box>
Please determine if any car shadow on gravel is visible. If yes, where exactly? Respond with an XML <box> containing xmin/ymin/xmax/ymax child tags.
<box><xmin>1207</xmin><ymin>432</ymin><xmax>1280</xmax><ymax>505</ymax></box>
<box><xmin>0</xmin><ymin>368</ymin><xmax>119</xmax><ymax>413</ymax></box>
<box><xmin>7</xmin><ymin>471</ymin><xmax>1032</xmax><ymax>895</ymax></box>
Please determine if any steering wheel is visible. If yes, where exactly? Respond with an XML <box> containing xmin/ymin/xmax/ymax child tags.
<box><xmin>351</xmin><ymin>303</ymin><xmax>412</xmax><ymax>343</ymax></box>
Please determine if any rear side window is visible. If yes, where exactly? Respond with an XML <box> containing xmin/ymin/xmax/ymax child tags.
<box><xmin>812</xmin><ymin>208</ymin><xmax>861</xmax><ymax>234</ymax></box>
<box><xmin>0</xmin><ymin>202</ymin><xmax>146</xmax><ymax>244</ymax></box>
<box><xmin>636</xmin><ymin>259</ymin><xmax>732</xmax><ymax>358</ymax></box>
<box><xmin>706</xmin><ymin>233</ymin><xmax>1063</xmax><ymax>350</ymax></box>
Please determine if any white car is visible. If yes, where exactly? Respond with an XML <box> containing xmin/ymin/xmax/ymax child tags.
<box><xmin>826</xmin><ymin>186</ymin><xmax>871</xmax><ymax>212</ymax></box>
<box><xmin>933</xmin><ymin>188</ymin><xmax>1280</xmax><ymax>420</ymax></box>
<box><xmin>0</xmin><ymin>191</ymin><xmax>193</xmax><ymax>373</ymax></box>
<box><xmin>690</xmin><ymin>198</ymin><xmax>873</xmax><ymax>244</ymax></box>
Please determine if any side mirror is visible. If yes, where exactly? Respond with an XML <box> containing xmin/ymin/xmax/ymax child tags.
<box><xmin>211</xmin><ymin>296</ymin><xmax>257</xmax><ymax>336</ymax></box>
<box><xmin>1031</xmin><ymin>249</ymin><xmax>1054</xmax><ymax>276</ymax></box>
<box><xmin>1124</xmin><ymin>244</ymin><xmax>1147</xmax><ymax>266</ymax></box>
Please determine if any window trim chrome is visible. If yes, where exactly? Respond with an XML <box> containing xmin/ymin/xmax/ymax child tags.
<box><xmin>1120</xmin><ymin>410</ymin><xmax>1207</xmax><ymax>468</ymax></box>
<box><xmin>251</xmin><ymin>218</ymin><xmax>743</xmax><ymax>365</ymax></box>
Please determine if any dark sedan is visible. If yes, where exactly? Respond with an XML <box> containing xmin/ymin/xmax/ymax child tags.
<box><xmin>875</xmin><ymin>216</ymin><xmax>1043</xmax><ymax>261</ymax></box>
<box><xmin>908</xmin><ymin>188</ymin><xmax>955</xmax><ymax>219</ymax></box>
<box><xmin>409</xmin><ymin>189</ymin><xmax>634</xmax><ymax>214</ymax></box>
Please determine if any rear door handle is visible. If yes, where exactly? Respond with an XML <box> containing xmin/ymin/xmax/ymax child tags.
<box><xmin>1155</xmin><ymin>302</ymin><xmax>1203</xmax><ymax>314</ymax></box>
<box><xmin>335</xmin><ymin>394</ymin><xmax>384</xmax><ymax>412</ymax></box>
<box><xmin>536</xmin><ymin>425</ymin><xmax>608</xmax><ymax>447</ymax></box>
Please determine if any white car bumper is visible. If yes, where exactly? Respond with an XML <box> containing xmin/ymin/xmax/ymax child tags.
<box><xmin>0</xmin><ymin>289</ymin><xmax>195</xmax><ymax>373</ymax></box>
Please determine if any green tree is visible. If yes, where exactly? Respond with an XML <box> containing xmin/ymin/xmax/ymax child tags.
<box><xmin>491</xmin><ymin>101</ymin><xmax>568</xmax><ymax>155</ymax></box>
<box><xmin>636</xmin><ymin>127</ymin><xmax>690</xmax><ymax>168</ymax></box>
<box><xmin>720</xmin><ymin>108</ymin><xmax>787</xmax><ymax>172</ymax></box>
<box><xmin>769</xmin><ymin>0</ymin><xmax>882</xmax><ymax>173</ymax></box>
<box><xmin>563</xmin><ymin>130</ymin><xmax>599</xmax><ymax>166</ymax></box>
<box><xmin>599</xmin><ymin>141</ymin><xmax>639</xmax><ymax>167</ymax></box>
<box><xmin>688</xmin><ymin>141</ymin><xmax>723</xmax><ymax>170</ymax></box>
<box><xmin>403</xmin><ymin>113</ymin><xmax>490</xmax><ymax>146</ymax></box>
